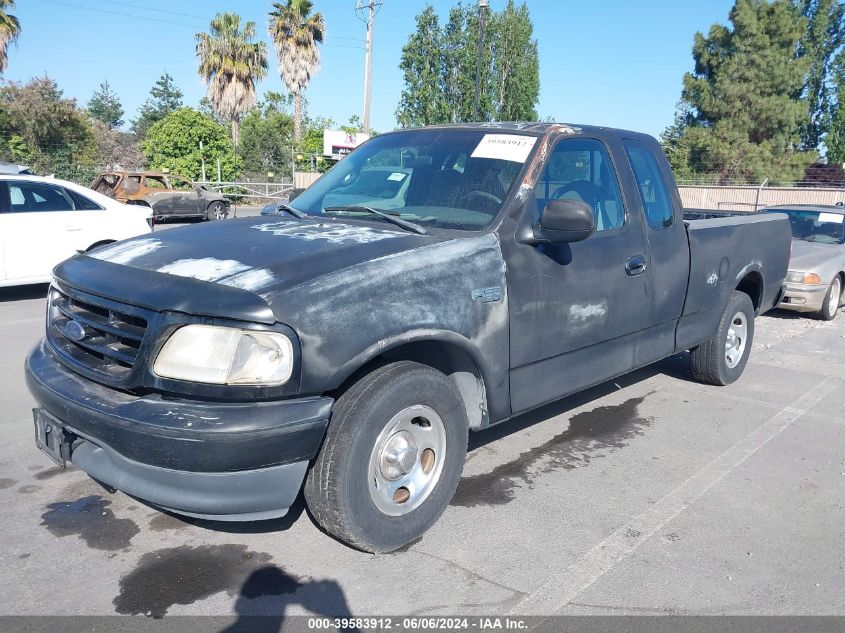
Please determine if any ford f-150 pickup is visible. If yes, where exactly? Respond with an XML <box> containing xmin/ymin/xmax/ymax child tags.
<box><xmin>25</xmin><ymin>123</ymin><xmax>791</xmax><ymax>552</ymax></box>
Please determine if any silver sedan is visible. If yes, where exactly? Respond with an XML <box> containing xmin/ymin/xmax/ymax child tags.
<box><xmin>762</xmin><ymin>204</ymin><xmax>845</xmax><ymax>320</ymax></box>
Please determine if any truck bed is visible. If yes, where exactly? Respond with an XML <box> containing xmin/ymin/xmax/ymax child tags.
<box><xmin>683</xmin><ymin>208</ymin><xmax>753</xmax><ymax>220</ymax></box>
<box><xmin>676</xmin><ymin>213</ymin><xmax>791</xmax><ymax>351</ymax></box>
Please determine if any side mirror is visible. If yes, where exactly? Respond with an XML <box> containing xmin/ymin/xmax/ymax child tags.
<box><xmin>525</xmin><ymin>198</ymin><xmax>596</xmax><ymax>244</ymax></box>
<box><xmin>288</xmin><ymin>187</ymin><xmax>305</xmax><ymax>202</ymax></box>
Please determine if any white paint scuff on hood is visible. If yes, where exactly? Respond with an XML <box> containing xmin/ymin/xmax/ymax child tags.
<box><xmin>156</xmin><ymin>258</ymin><xmax>277</xmax><ymax>292</ymax></box>
<box><xmin>252</xmin><ymin>220</ymin><xmax>402</xmax><ymax>244</ymax></box>
<box><xmin>88</xmin><ymin>237</ymin><xmax>164</xmax><ymax>265</ymax></box>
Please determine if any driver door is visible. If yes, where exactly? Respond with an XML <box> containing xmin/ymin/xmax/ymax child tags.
<box><xmin>505</xmin><ymin>136</ymin><xmax>651</xmax><ymax>414</ymax></box>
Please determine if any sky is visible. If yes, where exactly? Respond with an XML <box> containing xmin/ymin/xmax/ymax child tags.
<box><xmin>6</xmin><ymin>0</ymin><xmax>736</xmax><ymax>138</ymax></box>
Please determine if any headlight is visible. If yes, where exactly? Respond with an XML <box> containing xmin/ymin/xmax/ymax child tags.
<box><xmin>153</xmin><ymin>325</ymin><xmax>294</xmax><ymax>385</ymax></box>
<box><xmin>786</xmin><ymin>271</ymin><xmax>821</xmax><ymax>284</ymax></box>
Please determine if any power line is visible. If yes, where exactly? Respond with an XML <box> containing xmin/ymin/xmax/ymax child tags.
<box><xmin>87</xmin><ymin>0</ymin><xmax>210</xmax><ymax>21</ymax></box>
<box><xmin>31</xmin><ymin>0</ymin><xmax>205</xmax><ymax>29</ymax></box>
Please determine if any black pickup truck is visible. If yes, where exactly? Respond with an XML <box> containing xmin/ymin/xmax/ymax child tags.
<box><xmin>25</xmin><ymin>123</ymin><xmax>791</xmax><ymax>552</ymax></box>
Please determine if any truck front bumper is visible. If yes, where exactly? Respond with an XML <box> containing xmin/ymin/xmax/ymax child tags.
<box><xmin>777</xmin><ymin>282</ymin><xmax>828</xmax><ymax>313</ymax></box>
<box><xmin>25</xmin><ymin>340</ymin><xmax>332</xmax><ymax>521</ymax></box>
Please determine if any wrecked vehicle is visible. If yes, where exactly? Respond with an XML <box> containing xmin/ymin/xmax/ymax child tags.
<box><xmin>26</xmin><ymin>123</ymin><xmax>790</xmax><ymax>552</ymax></box>
<box><xmin>91</xmin><ymin>171</ymin><xmax>230</xmax><ymax>221</ymax></box>
<box><xmin>761</xmin><ymin>205</ymin><xmax>845</xmax><ymax>320</ymax></box>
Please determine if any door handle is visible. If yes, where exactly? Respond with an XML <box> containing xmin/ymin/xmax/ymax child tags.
<box><xmin>625</xmin><ymin>255</ymin><xmax>648</xmax><ymax>276</ymax></box>
<box><xmin>65</xmin><ymin>225</ymin><xmax>82</xmax><ymax>232</ymax></box>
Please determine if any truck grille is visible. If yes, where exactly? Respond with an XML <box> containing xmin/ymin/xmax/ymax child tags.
<box><xmin>47</xmin><ymin>284</ymin><xmax>152</xmax><ymax>383</ymax></box>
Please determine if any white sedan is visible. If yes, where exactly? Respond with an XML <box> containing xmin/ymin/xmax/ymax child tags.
<box><xmin>0</xmin><ymin>174</ymin><xmax>152</xmax><ymax>287</ymax></box>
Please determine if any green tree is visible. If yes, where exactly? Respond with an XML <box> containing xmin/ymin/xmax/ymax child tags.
<box><xmin>441</xmin><ymin>4</ymin><xmax>497</xmax><ymax>123</ymax></box>
<box><xmin>396</xmin><ymin>5</ymin><xmax>447</xmax><ymax>128</ymax></box>
<box><xmin>489</xmin><ymin>0</ymin><xmax>539</xmax><ymax>121</ymax></box>
<box><xmin>795</xmin><ymin>0</ymin><xmax>845</xmax><ymax>149</ymax></box>
<box><xmin>825</xmin><ymin>53</ymin><xmax>845</xmax><ymax>161</ymax></box>
<box><xmin>238</xmin><ymin>98</ymin><xmax>295</xmax><ymax>179</ymax></box>
<box><xmin>676</xmin><ymin>0</ymin><xmax>815</xmax><ymax>184</ymax></box>
<box><xmin>87</xmin><ymin>80</ymin><xmax>124</xmax><ymax>129</ymax></box>
<box><xmin>196</xmin><ymin>12</ymin><xmax>268</xmax><ymax>146</ymax></box>
<box><xmin>141</xmin><ymin>107</ymin><xmax>242</xmax><ymax>181</ymax></box>
<box><xmin>661</xmin><ymin>102</ymin><xmax>696</xmax><ymax>181</ymax></box>
<box><xmin>397</xmin><ymin>1</ymin><xmax>539</xmax><ymax>127</ymax></box>
<box><xmin>132</xmin><ymin>73</ymin><xmax>184</xmax><ymax>137</ymax></box>
<box><xmin>0</xmin><ymin>0</ymin><xmax>19</xmax><ymax>73</ymax></box>
<box><xmin>269</xmin><ymin>0</ymin><xmax>325</xmax><ymax>144</ymax></box>
<box><xmin>0</xmin><ymin>76</ymin><xmax>97</xmax><ymax>179</ymax></box>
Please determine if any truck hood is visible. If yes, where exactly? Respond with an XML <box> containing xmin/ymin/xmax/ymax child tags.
<box><xmin>55</xmin><ymin>217</ymin><xmax>444</xmax><ymax>323</ymax></box>
<box><xmin>789</xmin><ymin>238</ymin><xmax>844</xmax><ymax>271</ymax></box>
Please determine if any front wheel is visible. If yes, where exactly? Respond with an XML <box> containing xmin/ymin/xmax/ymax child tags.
<box><xmin>304</xmin><ymin>361</ymin><xmax>468</xmax><ymax>553</ymax></box>
<box><xmin>816</xmin><ymin>277</ymin><xmax>842</xmax><ymax>321</ymax></box>
<box><xmin>690</xmin><ymin>290</ymin><xmax>755</xmax><ymax>386</ymax></box>
<box><xmin>206</xmin><ymin>201</ymin><xmax>228</xmax><ymax>221</ymax></box>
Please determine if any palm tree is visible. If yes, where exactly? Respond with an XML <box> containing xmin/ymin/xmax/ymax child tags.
<box><xmin>196</xmin><ymin>12</ymin><xmax>268</xmax><ymax>145</ymax></box>
<box><xmin>0</xmin><ymin>0</ymin><xmax>21</xmax><ymax>74</ymax></box>
<box><xmin>269</xmin><ymin>0</ymin><xmax>325</xmax><ymax>143</ymax></box>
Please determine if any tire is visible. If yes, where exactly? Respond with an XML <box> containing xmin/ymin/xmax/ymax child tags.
<box><xmin>304</xmin><ymin>361</ymin><xmax>468</xmax><ymax>553</ymax></box>
<box><xmin>690</xmin><ymin>290</ymin><xmax>755</xmax><ymax>386</ymax></box>
<box><xmin>206</xmin><ymin>201</ymin><xmax>227</xmax><ymax>221</ymax></box>
<box><xmin>816</xmin><ymin>276</ymin><xmax>842</xmax><ymax>321</ymax></box>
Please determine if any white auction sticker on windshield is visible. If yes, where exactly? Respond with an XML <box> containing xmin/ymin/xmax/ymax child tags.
<box><xmin>818</xmin><ymin>212</ymin><xmax>844</xmax><ymax>224</ymax></box>
<box><xmin>387</xmin><ymin>172</ymin><xmax>406</xmax><ymax>182</ymax></box>
<box><xmin>471</xmin><ymin>134</ymin><xmax>537</xmax><ymax>163</ymax></box>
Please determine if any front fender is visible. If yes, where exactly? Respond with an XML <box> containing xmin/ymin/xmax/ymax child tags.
<box><xmin>273</xmin><ymin>234</ymin><xmax>512</xmax><ymax>421</ymax></box>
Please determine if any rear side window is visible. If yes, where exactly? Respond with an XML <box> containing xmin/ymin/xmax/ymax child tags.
<box><xmin>624</xmin><ymin>140</ymin><xmax>674</xmax><ymax>229</ymax></box>
<box><xmin>144</xmin><ymin>176</ymin><xmax>168</xmax><ymax>189</ymax></box>
<box><xmin>68</xmin><ymin>189</ymin><xmax>103</xmax><ymax>210</ymax></box>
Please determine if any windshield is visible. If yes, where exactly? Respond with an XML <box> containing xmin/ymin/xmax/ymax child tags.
<box><xmin>290</xmin><ymin>129</ymin><xmax>536</xmax><ymax>231</ymax></box>
<box><xmin>766</xmin><ymin>209</ymin><xmax>845</xmax><ymax>244</ymax></box>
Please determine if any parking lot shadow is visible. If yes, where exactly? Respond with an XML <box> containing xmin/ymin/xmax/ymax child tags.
<box><xmin>468</xmin><ymin>352</ymin><xmax>692</xmax><ymax>452</ymax></box>
<box><xmin>0</xmin><ymin>283</ymin><xmax>49</xmax><ymax>303</ymax></box>
<box><xmin>759</xmin><ymin>308</ymin><xmax>808</xmax><ymax>321</ymax></box>
<box><xmin>219</xmin><ymin>566</ymin><xmax>359</xmax><ymax>633</ymax></box>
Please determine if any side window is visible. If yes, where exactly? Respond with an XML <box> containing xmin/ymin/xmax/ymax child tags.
<box><xmin>538</xmin><ymin>138</ymin><xmax>625</xmax><ymax>232</ymax></box>
<box><xmin>7</xmin><ymin>181</ymin><xmax>76</xmax><ymax>212</ymax></box>
<box><xmin>67</xmin><ymin>189</ymin><xmax>103</xmax><ymax>210</ymax></box>
<box><xmin>624</xmin><ymin>140</ymin><xmax>674</xmax><ymax>229</ymax></box>
<box><xmin>144</xmin><ymin>176</ymin><xmax>168</xmax><ymax>189</ymax></box>
<box><xmin>169</xmin><ymin>178</ymin><xmax>193</xmax><ymax>190</ymax></box>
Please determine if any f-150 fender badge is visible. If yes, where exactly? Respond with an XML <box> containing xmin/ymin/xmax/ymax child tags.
<box><xmin>471</xmin><ymin>287</ymin><xmax>503</xmax><ymax>303</ymax></box>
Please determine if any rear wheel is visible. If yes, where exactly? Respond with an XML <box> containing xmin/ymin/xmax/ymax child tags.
<box><xmin>304</xmin><ymin>361</ymin><xmax>468</xmax><ymax>553</ymax></box>
<box><xmin>690</xmin><ymin>290</ymin><xmax>755</xmax><ymax>386</ymax></box>
<box><xmin>817</xmin><ymin>276</ymin><xmax>842</xmax><ymax>321</ymax></box>
<box><xmin>206</xmin><ymin>201</ymin><xmax>227</xmax><ymax>221</ymax></box>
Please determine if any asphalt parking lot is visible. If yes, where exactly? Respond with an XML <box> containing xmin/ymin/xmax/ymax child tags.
<box><xmin>0</xmin><ymin>241</ymin><xmax>842</xmax><ymax>618</ymax></box>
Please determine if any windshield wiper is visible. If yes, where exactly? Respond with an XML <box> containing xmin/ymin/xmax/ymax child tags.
<box><xmin>276</xmin><ymin>202</ymin><xmax>307</xmax><ymax>219</ymax></box>
<box><xmin>323</xmin><ymin>205</ymin><xmax>428</xmax><ymax>235</ymax></box>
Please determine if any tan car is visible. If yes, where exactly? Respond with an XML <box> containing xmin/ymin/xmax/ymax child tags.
<box><xmin>91</xmin><ymin>171</ymin><xmax>230</xmax><ymax>221</ymax></box>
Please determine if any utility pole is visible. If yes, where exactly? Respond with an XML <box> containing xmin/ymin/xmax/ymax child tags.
<box><xmin>356</xmin><ymin>1</ymin><xmax>383</xmax><ymax>136</ymax></box>
<box><xmin>473</xmin><ymin>0</ymin><xmax>489</xmax><ymax>122</ymax></box>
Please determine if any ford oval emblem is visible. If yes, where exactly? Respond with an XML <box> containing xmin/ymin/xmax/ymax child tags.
<box><xmin>64</xmin><ymin>320</ymin><xmax>86</xmax><ymax>342</ymax></box>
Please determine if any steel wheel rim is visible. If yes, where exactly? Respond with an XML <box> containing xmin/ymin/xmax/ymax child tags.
<box><xmin>214</xmin><ymin>204</ymin><xmax>225</xmax><ymax>220</ymax></box>
<box><xmin>828</xmin><ymin>278</ymin><xmax>841</xmax><ymax>315</ymax></box>
<box><xmin>725</xmin><ymin>311</ymin><xmax>748</xmax><ymax>369</ymax></box>
<box><xmin>368</xmin><ymin>405</ymin><xmax>446</xmax><ymax>517</ymax></box>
